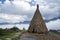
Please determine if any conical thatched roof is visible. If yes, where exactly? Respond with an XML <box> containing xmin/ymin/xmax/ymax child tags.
<box><xmin>28</xmin><ymin>4</ymin><xmax>48</xmax><ymax>34</ymax></box>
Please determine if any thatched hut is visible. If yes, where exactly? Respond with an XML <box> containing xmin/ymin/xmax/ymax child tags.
<box><xmin>28</xmin><ymin>4</ymin><xmax>48</xmax><ymax>34</ymax></box>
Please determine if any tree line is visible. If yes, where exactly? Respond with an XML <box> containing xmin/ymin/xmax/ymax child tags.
<box><xmin>0</xmin><ymin>26</ymin><xmax>21</xmax><ymax>36</ymax></box>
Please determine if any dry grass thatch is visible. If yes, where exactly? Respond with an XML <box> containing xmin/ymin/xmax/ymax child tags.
<box><xmin>28</xmin><ymin>4</ymin><xmax>48</xmax><ymax>33</ymax></box>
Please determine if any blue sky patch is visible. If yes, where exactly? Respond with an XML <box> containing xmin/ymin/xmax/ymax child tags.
<box><xmin>0</xmin><ymin>0</ymin><xmax>6</xmax><ymax>4</ymax></box>
<box><xmin>29</xmin><ymin>0</ymin><xmax>36</xmax><ymax>6</ymax></box>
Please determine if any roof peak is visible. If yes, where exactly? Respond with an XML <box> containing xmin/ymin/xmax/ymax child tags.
<box><xmin>37</xmin><ymin>4</ymin><xmax>39</xmax><ymax>9</ymax></box>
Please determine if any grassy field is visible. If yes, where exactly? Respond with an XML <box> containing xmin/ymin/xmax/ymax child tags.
<box><xmin>0</xmin><ymin>27</ymin><xmax>23</xmax><ymax>40</ymax></box>
<box><xmin>0</xmin><ymin>30</ymin><xmax>23</xmax><ymax>40</ymax></box>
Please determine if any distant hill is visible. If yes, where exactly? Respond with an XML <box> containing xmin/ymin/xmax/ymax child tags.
<box><xmin>49</xmin><ymin>29</ymin><xmax>60</xmax><ymax>35</ymax></box>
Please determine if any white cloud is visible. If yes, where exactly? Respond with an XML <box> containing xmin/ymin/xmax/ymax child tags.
<box><xmin>41</xmin><ymin>5</ymin><xmax>59</xmax><ymax>20</ymax></box>
<box><xmin>0</xmin><ymin>24</ymin><xmax>15</xmax><ymax>29</ymax></box>
<box><xmin>16</xmin><ymin>24</ymin><xmax>29</xmax><ymax>30</ymax></box>
<box><xmin>35</xmin><ymin>0</ymin><xmax>44</xmax><ymax>4</ymax></box>
<box><xmin>14</xmin><ymin>0</ymin><xmax>32</xmax><ymax>2</ymax></box>
<box><xmin>0</xmin><ymin>24</ymin><xmax>29</xmax><ymax>30</ymax></box>
<box><xmin>13</xmin><ymin>1</ymin><xmax>31</xmax><ymax>10</ymax></box>
<box><xmin>23</xmin><ymin>0</ymin><xmax>31</xmax><ymax>2</ymax></box>
<box><xmin>46</xmin><ymin>19</ymin><xmax>60</xmax><ymax>30</ymax></box>
<box><xmin>39</xmin><ymin>1</ymin><xmax>60</xmax><ymax>20</ymax></box>
<box><xmin>0</xmin><ymin>13</ymin><xmax>28</xmax><ymax>23</ymax></box>
<box><xmin>0</xmin><ymin>0</ymin><xmax>36</xmax><ymax>21</ymax></box>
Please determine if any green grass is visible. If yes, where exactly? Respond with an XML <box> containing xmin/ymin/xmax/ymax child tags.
<box><xmin>0</xmin><ymin>30</ymin><xmax>23</xmax><ymax>40</ymax></box>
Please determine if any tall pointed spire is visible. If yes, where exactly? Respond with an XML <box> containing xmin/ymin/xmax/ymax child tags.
<box><xmin>28</xmin><ymin>4</ymin><xmax>48</xmax><ymax>34</ymax></box>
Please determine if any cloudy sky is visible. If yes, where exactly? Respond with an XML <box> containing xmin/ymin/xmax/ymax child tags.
<box><xmin>0</xmin><ymin>0</ymin><xmax>60</xmax><ymax>30</ymax></box>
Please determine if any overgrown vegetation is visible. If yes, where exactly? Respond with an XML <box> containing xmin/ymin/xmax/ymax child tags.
<box><xmin>0</xmin><ymin>26</ymin><xmax>22</xmax><ymax>40</ymax></box>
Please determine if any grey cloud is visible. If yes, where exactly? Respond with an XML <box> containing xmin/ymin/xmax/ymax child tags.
<box><xmin>0</xmin><ymin>0</ymin><xmax>60</xmax><ymax>23</ymax></box>
<box><xmin>44</xmin><ymin>0</ymin><xmax>60</xmax><ymax>4</ymax></box>
<box><xmin>35</xmin><ymin>0</ymin><xmax>60</xmax><ymax>21</ymax></box>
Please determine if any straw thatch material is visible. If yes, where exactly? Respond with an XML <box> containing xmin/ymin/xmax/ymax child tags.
<box><xmin>28</xmin><ymin>4</ymin><xmax>48</xmax><ymax>34</ymax></box>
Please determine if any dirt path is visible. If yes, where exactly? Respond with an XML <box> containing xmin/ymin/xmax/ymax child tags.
<box><xmin>20</xmin><ymin>32</ymin><xmax>60</xmax><ymax>40</ymax></box>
